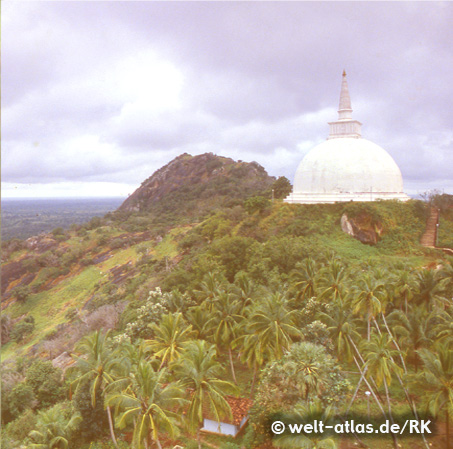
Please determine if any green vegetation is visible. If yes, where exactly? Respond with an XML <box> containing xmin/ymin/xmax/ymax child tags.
<box><xmin>1</xmin><ymin>167</ymin><xmax>452</xmax><ymax>449</ymax></box>
<box><xmin>439</xmin><ymin>207</ymin><xmax>453</xmax><ymax>248</ymax></box>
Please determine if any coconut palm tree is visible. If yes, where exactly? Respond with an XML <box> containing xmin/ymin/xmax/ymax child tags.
<box><xmin>318</xmin><ymin>297</ymin><xmax>360</xmax><ymax>362</ymax></box>
<box><xmin>186</xmin><ymin>305</ymin><xmax>216</xmax><ymax>341</ymax></box>
<box><xmin>106</xmin><ymin>361</ymin><xmax>185</xmax><ymax>449</ymax></box>
<box><xmin>390</xmin><ymin>268</ymin><xmax>416</xmax><ymax>313</ymax></box>
<box><xmin>174</xmin><ymin>340</ymin><xmax>237</xmax><ymax>449</ymax></box>
<box><xmin>232</xmin><ymin>271</ymin><xmax>256</xmax><ymax>310</ymax></box>
<box><xmin>235</xmin><ymin>331</ymin><xmax>264</xmax><ymax>394</ymax></box>
<box><xmin>247</xmin><ymin>292</ymin><xmax>300</xmax><ymax>362</ymax></box>
<box><xmin>438</xmin><ymin>262</ymin><xmax>453</xmax><ymax>298</ymax></box>
<box><xmin>388</xmin><ymin>307</ymin><xmax>434</xmax><ymax>371</ymax></box>
<box><xmin>146</xmin><ymin>312</ymin><xmax>194</xmax><ymax>369</ymax></box>
<box><xmin>433</xmin><ymin>308</ymin><xmax>453</xmax><ymax>345</ymax></box>
<box><xmin>414</xmin><ymin>343</ymin><xmax>453</xmax><ymax>449</ymax></box>
<box><xmin>194</xmin><ymin>271</ymin><xmax>227</xmax><ymax>310</ymax></box>
<box><xmin>415</xmin><ymin>269</ymin><xmax>448</xmax><ymax>310</ymax></box>
<box><xmin>211</xmin><ymin>291</ymin><xmax>243</xmax><ymax>383</ymax></box>
<box><xmin>118</xmin><ymin>339</ymin><xmax>148</xmax><ymax>371</ymax></box>
<box><xmin>290</xmin><ymin>258</ymin><xmax>320</xmax><ymax>301</ymax></box>
<box><xmin>351</xmin><ymin>275</ymin><xmax>385</xmax><ymax>340</ymax></box>
<box><xmin>69</xmin><ymin>330</ymin><xmax>123</xmax><ymax>448</ymax></box>
<box><xmin>362</xmin><ymin>333</ymin><xmax>403</xmax><ymax>449</ymax></box>
<box><xmin>318</xmin><ymin>259</ymin><xmax>348</xmax><ymax>303</ymax></box>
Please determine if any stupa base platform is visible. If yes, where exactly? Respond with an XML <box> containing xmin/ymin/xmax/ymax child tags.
<box><xmin>283</xmin><ymin>191</ymin><xmax>411</xmax><ymax>204</ymax></box>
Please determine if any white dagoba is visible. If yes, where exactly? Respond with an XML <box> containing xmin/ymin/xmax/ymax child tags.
<box><xmin>284</xmin><ymin>71</ymin><xmax>410</xmax><ymax>204</ymax></box>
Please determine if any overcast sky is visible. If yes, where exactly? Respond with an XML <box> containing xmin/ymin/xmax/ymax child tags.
<box><xmin>2</xmin><ymin>1</ymin><xmax>452</xmax><ymax>198</ymax></box>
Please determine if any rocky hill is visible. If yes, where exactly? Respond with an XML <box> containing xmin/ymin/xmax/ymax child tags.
<box><xmin>118</xmin><ymin>152</ymin><xmax>275</xmax><ymax>216</ymax></box>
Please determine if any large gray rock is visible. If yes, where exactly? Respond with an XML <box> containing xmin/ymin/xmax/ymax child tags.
<box><xmin>52</xmin><ymin>351</ymin><xmax>74</xmax><ymax>372</ymax></box>
<box><xmin>341</xmin><ymin>213</ymin><xmax>382</xmax><ymax>245</ymax></box>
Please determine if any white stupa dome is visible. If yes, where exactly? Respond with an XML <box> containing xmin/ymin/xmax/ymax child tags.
<box><xmin>285</xmin><ymin>72</ymin><xmax>409</xmax><ymax>204</ymax></box>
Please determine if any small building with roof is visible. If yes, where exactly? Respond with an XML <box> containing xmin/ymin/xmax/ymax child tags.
<box><xmin>201</xmin><ymin>396</ymin><xmax>253</xmax><ymax>437</ymax></box>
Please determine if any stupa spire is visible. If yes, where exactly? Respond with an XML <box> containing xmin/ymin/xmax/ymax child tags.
<box><xmin>338</xmin><ymin>70</ymin><xmax>353</xmax><ymax>120</ymax></box>
<box><xmin>327</xmin><ymin>71</ymin><xmax>362</xmax><ymax>139</ymax></box>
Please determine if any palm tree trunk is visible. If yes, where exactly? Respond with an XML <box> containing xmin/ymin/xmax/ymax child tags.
<box><xmin>383</xmin><ymin>379</ymin><xmax>398</xmax><ymax>449</ymax></box>
<box><xmin>348</xmin><ymin>336</ymin><xmax>383</xmax><ymax>401</ymax></box>
<box><xmin>345</xmin><ymin>365</ymin><xmax>368</xmax><ymax>415</ymax></box>
<box><xmin>370</xmin><ymin>320</ymin><xmax>429</xmax><ymax>449</ymax></box>
<box><xmin>106</xmin><ymin>406</ymin><xmax>119</xmax><ymax>449</ymax></box>
<box><xmin>158</xmin><ymin>358</ymin><xmax>166</xmax><ymax>371</ymax></box>
<box><xmin>379</xmin><ymin>314</ymin><xmax>407</xmax><ymax>373</ymax></box>
<box><xmin>363</xmin><ymin>322</ymin><xmax>428</xmax><ymax>449</ymax></box>
<box><xmin>197</xmin><ymin>427</ymin><xmax>202</xmax><ymax>449</ymax></box>
<box><xmin>352</xmin><ymin>356</ymin><xmax>387</xmax><ymax>418</ymax></box>
<box><xmin>228</xmin><ymin>347</ymin><xmax>237</xmax><ymax>384</ymax></box>
<box><xmin>338</xmin><ymin>415</ymin><xmax>369</xmax><ymax>449</ymax></box>
<box><xmin>251</xmin><ymin>365</ymin><xmax>258</xmax><ymax>395</ymax></box>
<box><xmin>394</xmin><ymin>372</ymin><xmax>430</xmax><ymax>449</ymax></box>
<box><xmin>447</xmin><ymin>409</ymin><xmax>450</xmax><ymax>449</ymax></box>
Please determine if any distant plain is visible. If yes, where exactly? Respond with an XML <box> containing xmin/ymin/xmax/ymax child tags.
<box><xmin>1</xmin><ymin>198</ymin><xmax>125</xmax><ymax>240</ymax></box>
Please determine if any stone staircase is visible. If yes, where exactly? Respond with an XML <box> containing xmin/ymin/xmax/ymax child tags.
<box><xmin>420</xmin><ymin>207</ymin><xmax>439</xmax><ymax>248</ymax></box>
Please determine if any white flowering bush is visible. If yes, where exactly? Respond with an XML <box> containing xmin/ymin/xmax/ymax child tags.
<box><xmin>114</xmin><ymin>287</ymin><xmax>169</xmax><ymax>342</ymax></box>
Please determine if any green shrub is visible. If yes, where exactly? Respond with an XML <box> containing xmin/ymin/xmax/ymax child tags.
<box><xmin>110</xmin><ymin>238</ymin><xmax>125</xmax><ymax>249</ymax></box>
<box><xmin>26</xmin><ymin>360</ymin><xmax>65</xmax><ymax>408</ymax></box>
<box><xmin>244</xmin><ymin>196</ymin><xmax>271</xmax><ymax>214</ymax></box>
<box><xmin>208</xmin><ymin>235</ymin><xmax>257</xmax><ymax>281</ymax></box>
<box><xmin>179</xmin><ymin>231</ymin><xmax>206</xmax><ymax>250</ymax></box>
<box><xmin>22</xmin><ymin>257</ymin><xmax>40</xmax><ymax>273</ymax></box>
<box><xmin>12</xmin><ymin>285</ymin><xmax>31</xmax><ymax>302</ymax></box>
<box><xmin>85</xmin><ymin>216</ymin><xmax>104</xmax><ymax>230</ymax></box>
<box><xmin>11</xmin><ymin>321</ymin><xmax>35</xmax><ymax>342</ymax></box>
<box><xmin>161</xmin><ymin>267</ymin><xmax>195</xmax><ymax>292</ymax></box>
<box><xmin>8</xmin><ymin>382</ymin><xmax>36</xmax><ymax>418</ymax></box>
<box><xmin>52</xmin><ymin>227</ymin><xmax>65</xmax><ymax>236</ymax></box>
<box><xmin>4</xmin><ymin>408</ymin><xmax>37</xmax><ymax>443</ymax></box>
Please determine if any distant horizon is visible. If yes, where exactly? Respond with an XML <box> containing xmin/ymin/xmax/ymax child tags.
<box><xmin>1</xmin><ymin>196</ymin><xmax>127</xmax><ymax>201</ymax></box>
<box><xmin>1</xmin><ymin>193</ymin><xmax>433</xmax><ymax>202</ymax></box>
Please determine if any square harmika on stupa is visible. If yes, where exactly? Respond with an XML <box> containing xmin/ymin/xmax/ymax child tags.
<box><xmin>284</xmin><ymin>71</ymin><xmax>410</xmax><ymax>204</ymax></box>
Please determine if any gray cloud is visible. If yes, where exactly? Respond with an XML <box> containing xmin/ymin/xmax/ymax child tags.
<box><xmin>2</xmin><ymin>1</ymin><xmax>452</xmax><ymax>197</ymax></box>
